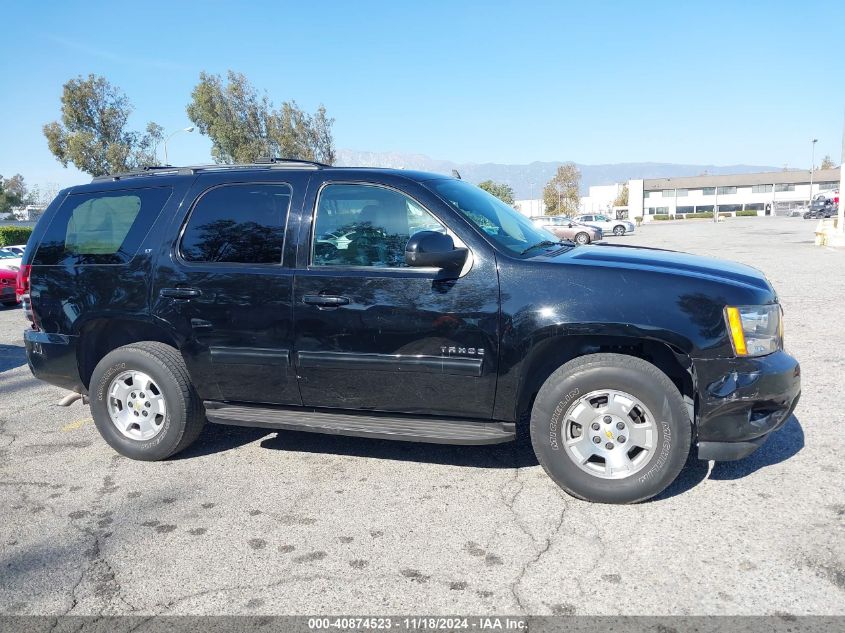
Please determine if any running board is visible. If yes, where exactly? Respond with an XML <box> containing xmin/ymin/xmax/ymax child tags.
<box><xmin>204</xmin><ymin>402</ymin><xmax>515</xmax><ymax>445</ymax></box>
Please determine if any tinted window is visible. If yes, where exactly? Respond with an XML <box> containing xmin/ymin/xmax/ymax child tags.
<box><xmin>33</xmin><ymin>188</ymin><xmax>172</xmax><ymax>265</ymax></box>
<box><xmin>181</xmin><ymin>184</ymin><xmax>291</xmax><ymax>264</ymax></box>
<box><xmin>312</xmin><ymin>184</ymin><xmax>444</xmax><ymax>268</ymax></box>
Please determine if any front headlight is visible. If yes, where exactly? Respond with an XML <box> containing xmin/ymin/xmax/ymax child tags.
<box><xmin>724</xmin><ymin>305</ymin><xmax>782</xmax><ymax>357</ymax></box>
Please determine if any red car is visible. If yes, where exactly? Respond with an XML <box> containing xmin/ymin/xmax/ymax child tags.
<box><xmin>0</xmin><ymin>268</ymin><xmax>19</xmax><ymax>306</ymax></box>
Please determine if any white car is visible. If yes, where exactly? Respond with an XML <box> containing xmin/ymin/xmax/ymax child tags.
<box><xmin>1</xmin><ymin>244</ymin><xmax>25</xmax><ymax>257</ymax></box>
<box><xmin>574</xmin><ymin>214</ymin><xmax>635</xmax><ymax>236</ymax></box>
<box><xmin>0</xmin><ymin>249</ymin><xmax>22</xmax><ymax>272</ymax></box>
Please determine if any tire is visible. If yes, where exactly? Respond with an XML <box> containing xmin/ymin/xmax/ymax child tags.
<box><xmin>530</xmin><ymin>353</ymin><xmax>691</xmax><ymax>504</ymax></box>
<box><xmin>89</xmin><ymin>341</ymin><xmax>205</xmax><ymax>461</ymax></box>
<box><xmin>613</xmin><ymin>225</ymin><xmax>626</xmax><ymax>236</ymax></box>
<box><xmin>574</xmin><ymin>232</ymin><xmax>590</xmax><ymax>245</ymax></box>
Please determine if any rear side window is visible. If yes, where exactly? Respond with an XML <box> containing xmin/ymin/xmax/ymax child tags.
<box><xmin>33</xmin><ymin>187</ymin><xmax>172</xmax><ymax>265</ymax></box>
<box><xmin>180</xmin><ymin>184</ymin><xmax>291</xmax><ymax>264</ymax></box>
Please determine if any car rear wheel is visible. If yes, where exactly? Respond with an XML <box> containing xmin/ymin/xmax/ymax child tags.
<box><xmin>89</xmin><ymin>341</ymin><xmax>205</xmax><ymax>461</ymax></box>
<box><xmin>613</xmin><ymin>225</ymin><xmax>626</xmax><ymax>236</ymax></box>
<box><xmin>530</xmin><ymin>353</ymin><xmax>691</xmax><ymax>503</ymax></box>
<box><xmin>574</xmin><ymin>232</ymin><xmax>591</xmax><ymax>245</ymax></box>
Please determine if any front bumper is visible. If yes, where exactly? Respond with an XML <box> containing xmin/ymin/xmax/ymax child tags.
<box><xmin>24</xmin><ymin>330</ymin><xmax>85</xmax><ymax>393</ymax></box>
<box><xmin>693</xmin><ymin>350</ymin><xmax>800</xmax><ymax>461</ymax></box>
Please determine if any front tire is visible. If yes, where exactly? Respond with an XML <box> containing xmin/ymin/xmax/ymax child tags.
<box><xmin>89</xmin><ymin>342</ymin><xmax>205</xmax><ymax>461</ymax></box>
<box><xmin>574</xmin><ymin>232</ymin><xmax>591</xmax><ymax>245</ymax></box>
<box><xmin>613</xmin><ymin>225</ymin><xmax>626</xmax><ymax>236</ymax></box>
<box><xmin>530</xmin><ymin>353</ymin><xmax>691</xmax><ymax>503</ymax></box>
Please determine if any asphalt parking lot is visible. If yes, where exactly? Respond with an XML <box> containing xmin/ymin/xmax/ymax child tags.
<box><xmin>1</xmin><ymin>215</ymin><xmax>843</xmax><ymax>616</ymax></box>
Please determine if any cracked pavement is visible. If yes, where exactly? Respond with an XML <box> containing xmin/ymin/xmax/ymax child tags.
<box><xmin>1</xmin><ymin>216</ymin><xmax>843</xmax><ymax>615</ymax></box>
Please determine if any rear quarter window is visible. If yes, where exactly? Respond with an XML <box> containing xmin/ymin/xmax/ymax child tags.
<box><xmin>33</xmin><ymin>187</ymin><xmax>173</xmax><ymax>265</ymax></box>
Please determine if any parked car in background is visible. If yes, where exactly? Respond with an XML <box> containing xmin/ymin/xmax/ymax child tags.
<box><xmin>0</xmin><ymin>268</ymin><xmax>19</xmax><ymax>306</ymax></box>
<box><xmin>0</xmin><ymin>244</ymin><xmax>26</xmax><ymax>257</ymax></box>
<box><xmin>0</xmin><ymin>249</ymin><xmax>22</xmax><ymax>272</ymax></box>
<box><xmin>803</xmin><ymin>198</ymin><xmax>836</xmax><ymax>219</ymax></box>
<box><xmin>574</xmin><ymin>214</ymin><xmax>635</xmax><ymax>236</ymax></box>
<box><xmin>529</xmin><ymin>216</ymin><xmax>602</xmax><ymax>244</ymax></box>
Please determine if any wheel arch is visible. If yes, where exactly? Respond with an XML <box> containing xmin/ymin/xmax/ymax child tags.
<box><xmin>513</xmin><ymin>331</ymin><xmax>695</xmax><ymax>424</ymax></box>
<box><xmin>76</xmin><ymin>317</ymin><xmax>182</xmax><ymax>389</ymax></box>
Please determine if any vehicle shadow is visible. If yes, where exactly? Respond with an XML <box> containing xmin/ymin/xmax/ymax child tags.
<box><xmin>0</xmin><ymin>343</ymin><xmax>26</xmax><ymax>373</ymax></box>
<box><xmin>258</xmin><ymin>423</ymin><xmax>540</xmax><ymax>470</ymax></box>
<box><xmin>178</xmin><ymin>419</ymin><xmax>540</xmax><ymax>469</ymax></box>
<box><xmin>655</xmin><ymin>414</ymin><xmax>804</xmax><ymax>500</ymax></box>
<box><xmin>178</xmin><ymin>415</ymin><xmax>803</xmax><ymax>492</ymax></box>
<box><xmin>172</xmin><ymin>423</ymin><xmax>273</xmax><ymax>460</ymax></box>
<box><xmin>708</xmin><ymin>414</ymin><xmax>804</xmax><ymax>480</ymax></box>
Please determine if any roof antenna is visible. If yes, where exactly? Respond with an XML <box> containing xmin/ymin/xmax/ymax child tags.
<box><xmin>451</xmin><ymin>169</ymin><xmax>461</xmax><ymax>180</ymax></box>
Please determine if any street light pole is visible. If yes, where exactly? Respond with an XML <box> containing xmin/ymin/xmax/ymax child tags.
<box><xmin>808</xmin><ymin>138</ymin><xmax>818</xmax><ymax>207</ymax></box>
<box><xmin>163</xmin><ymin>126</ymin><xmax>195</xmax><ymax>165</ymax></box>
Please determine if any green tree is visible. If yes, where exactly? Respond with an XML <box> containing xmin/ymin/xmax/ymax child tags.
<box><xmin>820</xmin><ymin>155</ymin><xmax>834</xmax><ymax>170</ymax></box>
<box><xmin>543</xmin><ymin>162</ymin><xmax>580</xmax><ymax>215</ymax></box>
<box><xmin>186</xmin><ymin>71</ymin><xmax>336</xmax><ymax>165</ymax></box>
<box><xmin>477</xmin><ymin>180</ymin><xmax>515</xmax><ymax>205</ymax></box>
<box><xmin>0</xmin><ymin>174</ymin><xmax>30</xmax><ymax>212</ymax></box>
<box><xmin>613</xmin><ymin>183</ymin><xmax>629</xmax><ymax>207</ymax></box>
<box><xmin>43</xmin><ymin>74</ymin><xmax>163</xmax><ymax>177</ymax></box>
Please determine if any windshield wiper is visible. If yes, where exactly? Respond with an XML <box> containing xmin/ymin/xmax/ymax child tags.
<box><xmin>519</xmin><ymin>240</ymin><xmax>566</xmax><ymax>255</ymax></box>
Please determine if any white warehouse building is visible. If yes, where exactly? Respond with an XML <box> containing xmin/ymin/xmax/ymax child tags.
<box><xmin>514</xmin><ymin>167</ymin><xmax>840</xmax><ymax>221</ymax></box>
<box><xmin>629</xmin><ymin>167</ymin><xmax>840</xmax><ymax>221</ymax></box>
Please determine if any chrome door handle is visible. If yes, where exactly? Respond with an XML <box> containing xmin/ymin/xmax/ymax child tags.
<box><xmin>302</xmin><ymin>294</ymin><xmax>350</xmax><ymax>307</ymax></box>
<box><xmin>160</xmin><ymin>287</ymin><xmax>202</xmax><ymax>299</ymax></box>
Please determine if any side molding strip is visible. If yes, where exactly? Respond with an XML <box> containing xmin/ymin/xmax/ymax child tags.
<box><xmin>296</xmin><ymin>351</ymin><xmax>482</xmax><ymax>377</ymax></box>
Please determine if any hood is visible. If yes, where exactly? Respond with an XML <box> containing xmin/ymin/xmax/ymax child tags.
<box><xmin>558</xmin><ymin>243</ymin><xmax>773</xmax><ymax>293</ymax></box>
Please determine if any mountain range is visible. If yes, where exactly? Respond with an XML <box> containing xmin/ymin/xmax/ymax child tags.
<box><xmin>335</xmin><ymin>150</ymin><xmax>780</xmax><ymax>199</ymax></box>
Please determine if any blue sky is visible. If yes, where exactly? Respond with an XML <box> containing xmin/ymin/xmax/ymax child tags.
<box><xmin>1</xmin><ymin>0</ymin><xmax>843</xmax><ymax>190</ymax></box>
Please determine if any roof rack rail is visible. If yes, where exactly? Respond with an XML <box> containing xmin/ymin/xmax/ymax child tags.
<box><xmin>91</xmin><ymin>159</ymin><xmax>328</xmax><ymax>182</ymax></box>
<box><xmin>254</xmin><ymin>156</ymin><xmax>330</xmax><ymax>168</ymax></box>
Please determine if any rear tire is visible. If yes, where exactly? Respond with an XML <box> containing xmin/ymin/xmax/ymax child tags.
<box><xmin>89</xmin><ymin>341</ymin><xmax>205</xmax><ymax>461</ymax></box>
<box><xmin>530</xmin><ymin>353</ymin><xmax>691</xmax><ymax>503</ymax></box>
<box><xmin>574</xmin><ymin>232</ymin><xmax>590</xmax><ymax>245</ymax></box>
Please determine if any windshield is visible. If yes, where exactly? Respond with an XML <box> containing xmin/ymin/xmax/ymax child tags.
<box><xmin>0</xmin><ymin>251</ymin><xmax>18</xmax><ymax>259</ymax></box>
<box><xmin>428</xmin><ymin>179</ymin><xmax>569</xmax><ymax>256</ymax></box>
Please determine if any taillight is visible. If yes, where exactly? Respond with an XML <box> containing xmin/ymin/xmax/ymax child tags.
<box><xmin>16</xmin><ymin>264</ymin><xmax>30</xmax><ymax>297</ymax></box>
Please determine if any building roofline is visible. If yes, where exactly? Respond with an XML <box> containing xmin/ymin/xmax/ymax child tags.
<box><xmin>640</xmin><ymin>167</ymin><xmax>840</xmax><ymax>190</ymax></box>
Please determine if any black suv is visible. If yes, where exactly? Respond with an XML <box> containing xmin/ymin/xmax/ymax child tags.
<box><xmin>18</xmin><ymin>162</ymin><xmax>800</xmax><ymax>503</ymax></box>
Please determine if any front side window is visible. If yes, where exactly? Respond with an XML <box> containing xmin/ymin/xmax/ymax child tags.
<box><xmin>33</xmin><ymin>187</ymin><xmax>172</xmax><ymax>266</ymax></box>
<box><xmin>312</xmin><ymin>184</ymin><xmax>445</xmax><ymax>268</ymax></box>
<box><xmin>180</xmin><ymin>184</ymin><xmax>291</xmax><ymax>264</ymax></box>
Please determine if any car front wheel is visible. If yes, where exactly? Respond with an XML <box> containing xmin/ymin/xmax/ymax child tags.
<box><xmin>89</xmin><ymin>341</ymin><xmax>205</xmax><ymax>461</ymax></box>
<box><xmin>574</xmin><ymin>232</ymin><xmax>591</xmax><ymax>245</ymax></box>
<box><xmin>530</xmin><ymin>353</ymin><xmax>691</xmax><ymax>503</ymax></box>
<box><xmin>613</xmin><ymin>225</ymin><xmax>626</xmax><ymax>236</ymax></box>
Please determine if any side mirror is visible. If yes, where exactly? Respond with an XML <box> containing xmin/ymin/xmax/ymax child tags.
<box><xmin>405</xmin><ymin>231</ymin><xmax>468</xmax><ymax>273</ymax></box>
<box><xmin>568</xmin><ymin>222</ymin><xmax>574</xmax><ymax>228</ymax></box>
